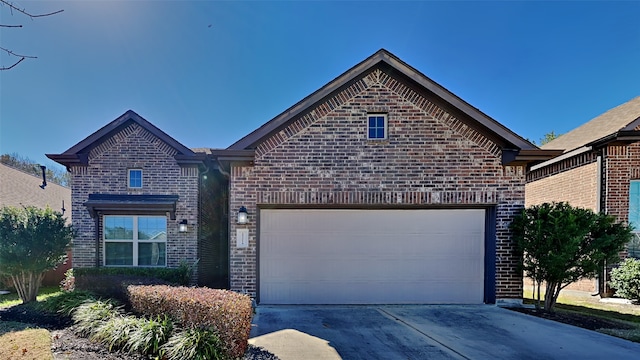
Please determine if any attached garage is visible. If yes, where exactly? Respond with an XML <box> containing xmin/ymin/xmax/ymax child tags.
<box><xmin>259</xmin><ymin>208</ymin><xmax>487</xmax><ymax>304</ymax></box>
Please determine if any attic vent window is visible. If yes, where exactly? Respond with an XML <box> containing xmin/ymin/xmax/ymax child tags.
<box><xmin>367</xmin><ymin>114</ymin><xmax>387</xmax><ymax>140</ymax></box>
<box><xmin>128</xmin><ymin>169</ymin><xmax>143</xmax><ymax>188</ymax></box>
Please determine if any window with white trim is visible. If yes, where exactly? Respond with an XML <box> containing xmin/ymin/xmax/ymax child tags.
<box><xmin>628</xmin><ymin>180</ymin><xmax>640</xmax><ymax>258</ymax></box>
<box><xmin>104</xmin><ymin>215</ymin><xmax>166</xmax><ymax>266</ymax></box>
<box><xmin>128</xmin><ymin>169</ymin><xmax>143</xmax><ymax>188</ymax></box>
<box><xmin>367</xmin><ymin>114</ymin><xmax>387</xmax><ymax>140</ymax></box>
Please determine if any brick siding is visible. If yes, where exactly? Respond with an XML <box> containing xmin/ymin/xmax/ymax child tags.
<box><xmin>70</xmin><ymin>123</ymin><xmax>199</xmax><ymax>276</ymax></box>
<box><xmin>525</xmin><ymin>162</ymin><xmax>598</xmax><ymax>210</ymax></box>
<box><xmin>229</xmin><ymin>68</ymin><xmax>526</xmax><ymax>301</ymax></box>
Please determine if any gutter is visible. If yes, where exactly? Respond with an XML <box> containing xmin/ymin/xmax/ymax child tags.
<box><xmin>530</xmin><ymin>146</ymin><xmax>592</xmax><ymax>171</ymax></box>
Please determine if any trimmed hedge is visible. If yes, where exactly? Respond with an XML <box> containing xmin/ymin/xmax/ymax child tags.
<box><xmin>128</xmin><ymin>285</ymin><xmax>252</xmax><ymax>359</ymax></box>
<box><xmin>74</xmin><ymin>264</ymin><xmax>193</xmax><ymax>302</ymax></box>
<box><xmin>75</xmin><ymin>264</ymin><xmax>192</xmax><ymax>285</ymax></box>
<box><xmin>75</xmin><ymin>274</ymin><xmax>173</xmax><ymax>303</ymax></box>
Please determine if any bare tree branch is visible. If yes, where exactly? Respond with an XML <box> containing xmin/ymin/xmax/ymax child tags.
<box><xmin>0</xmin><ymin>46</ymin><xmax>37</xmax><ymax>59</ymax></box>
<box><xmin>0</xmin><ymin>0</ymin><xmax>63</xmax><ymax>70</ymax></box>
<box><xmin>0</xmin><ymin>56</ymin><xmax>24</xmax><ymax>70</ymax></box>
<box><xmin>0</xmin><ymin>0</ymin><xmax>64</xmax><ymax>18</ymax></box>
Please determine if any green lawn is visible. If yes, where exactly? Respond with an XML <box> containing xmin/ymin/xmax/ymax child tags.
<box><xmin>0</xmin><ymin>286</ymin><xmax>62</xmax><ymax>309</ymax></box>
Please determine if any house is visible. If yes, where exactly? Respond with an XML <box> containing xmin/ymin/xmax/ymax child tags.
<box><xmin>47</xmin><ymin>49</ymin><xmax>558</xmax><ymax>305</ymax></box>
<box><xmin>0</xmin><ymin>163</ymin><xmax>72</xmax><ymax>285</ymax></box>
<box><xmin>526</xmin><ymin>96</ymin><xmax>640</xmax><ymax>293</ymax></box>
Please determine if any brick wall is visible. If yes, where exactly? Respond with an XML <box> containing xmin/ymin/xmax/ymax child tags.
<box><xmin>525</xmin><ymin>162</ymin><xmax>598</xmax><ymax>210</ymax></box>
<box><xmin>229</xmin><ymin>68</ymin><xmax>526</xmax><ymax>301</ymax></box>
<box><xmin>70</xmin><ymin>123</ymin><xmax>199</xmax><ymax>276</ymax></box>
<box><xmin>604</xmin><ymin>143</ymin><xmax>640</xmax><ymax>222</ymax></box>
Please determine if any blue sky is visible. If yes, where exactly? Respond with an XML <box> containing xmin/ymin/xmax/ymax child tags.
<box><xmin>1</xmin><ymin>1</ymin><xmax>639</xmax><ymax>173</ymax></box>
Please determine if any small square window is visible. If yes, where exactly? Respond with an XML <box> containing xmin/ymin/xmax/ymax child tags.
<box><xmin>128</xmin><ymin>169</ymin><xmax>142</xmax><ymax>188</ymax></box>
<box><xmin>367</xmin><ymin>114</ymin><xmax>387</xmax><ymax>140</ymax></box>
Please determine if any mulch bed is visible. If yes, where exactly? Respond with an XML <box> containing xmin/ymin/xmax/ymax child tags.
<box><xmin>0</xmin><ymin>304</ymin><xmax>279</xmax><ymax>360</ymax></box>
<box><xmin>507</xmin><ymin>306</ymin><xmax>636</xmax><ymax>331</ymax></box>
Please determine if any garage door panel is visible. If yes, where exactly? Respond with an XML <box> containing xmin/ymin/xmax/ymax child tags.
<box><xmin>260</xmin><ymin>209</ymin><xmax>485</xmax><ymax>304</ymax></box>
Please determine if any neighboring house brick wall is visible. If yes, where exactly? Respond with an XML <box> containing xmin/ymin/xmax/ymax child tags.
<box><xmin>604</xmin><ymin>143</ymin><xmax>640</xmax><ymax>223</ymax></box>
<box><xmin>71</xmin><ymin>123</ymin><xmax>199</xmax><ymax>274</ymax></box>
<box><xmin>229</xmin><ymin>69</ymin><xmax>526</xmax><ymax>300</ymax></box>
<box><xmin>525</xmin><ymin>162</ymin><xmax>598</xmax><ymax>211</ymax></box>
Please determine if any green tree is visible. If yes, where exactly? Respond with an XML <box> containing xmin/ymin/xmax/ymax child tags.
<box><xmin>539</xmin><ymin>131</ymin><xmax>561</xmax><ymax>145</ymax></box>
<box><xmin>0</xmin><ymin>206</ymin><xmax>73</xmax><ymax>303</ymax></box>
<box><xmin>510</xmin><ymin>202</ymin><xmax>632</xmax><ymax>312</ymax></box>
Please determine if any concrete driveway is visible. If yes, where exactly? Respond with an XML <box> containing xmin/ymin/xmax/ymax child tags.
<box><xmin>249</xmin><ymin>305</ymin><xmax>640</xmax><ymax>360</ymax></box>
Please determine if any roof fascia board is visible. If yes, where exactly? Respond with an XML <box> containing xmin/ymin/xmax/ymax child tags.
<box><xmin>530</xmin><ymin>146</ymin><xmax>593</xmax><ymax>171</ymax></box>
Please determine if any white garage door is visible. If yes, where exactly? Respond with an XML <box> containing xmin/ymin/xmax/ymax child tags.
<box><xmin>259</xmin><ymin>209</ymin><xmax>485</xmax><ymax>304</ymax></box>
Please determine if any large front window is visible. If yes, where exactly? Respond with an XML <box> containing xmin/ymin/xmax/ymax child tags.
<box><xmin>104</xmin><ymin>215</ymin><xmax>167</xmax><ymax>266</ymax></box>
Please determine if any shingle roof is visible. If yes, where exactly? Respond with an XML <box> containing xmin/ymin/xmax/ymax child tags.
<box><xmin>0</xmin><ymin>163</ymin><xmax>71</xmax><ymax>220</ymax></box>
<box><xmin>542</xmin><ymin>96</ymin><xmax>640</xmax><ymax>152</ymax></box>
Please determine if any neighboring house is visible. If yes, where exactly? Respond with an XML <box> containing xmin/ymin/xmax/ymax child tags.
<box><xmin>0</xmin><ymin>163</ymin><xmax>72</xmax><ymax>285</ymax></box>
<box><xmin>526</xmin><ymin>96</ymin><xmax>640</xmax><ymax>293</ymax></box>
<box><xmin>48</xmin><ymin>49</ymin><xmax>558</xmax><ymax>305</ymax></box>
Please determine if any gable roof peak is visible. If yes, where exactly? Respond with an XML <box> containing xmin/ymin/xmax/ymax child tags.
<box><xmin>47</xmin><ymin>110</ymin><xmax>198</xmax><ymax>168</ymax></box>
<box><xmin>228</xmin><ymin>49</ymin><xmax>537</xmax><ymax>152</ymax></box>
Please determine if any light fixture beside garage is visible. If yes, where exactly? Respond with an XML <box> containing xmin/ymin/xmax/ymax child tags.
<box><xmin>237</xmin><ymin>206</ymin><xmax>248</xmax><ymax>224</ymax></box>
<box><xmin>178</xmin><ymin>219</ymin><xmax>188</xmax><ymax>233</ymax></box>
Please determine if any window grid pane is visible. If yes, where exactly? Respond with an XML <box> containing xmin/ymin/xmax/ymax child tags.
<box><xmin>104</xmin><ymin>217</ymin><xmax>134</xmax><ymax>240</ymax></box>
<box><xmin>367</xmin><ymin>115</ymin><xmax>386</xmax><ymax>139</ymax></box>
<box><xmin>129</xmin><ymin>169</ymin><xmax>142</xmax><ymax>188</ymax></box>
<box><xmin>105</xmin><ymin>242</ymin><xmax>133</xmax><ymax>266</ymax></box>
<box><xmin>138</xmin><ymin>216</ymin><xmax>167</xmax><ymax>241</ymax></box>
<box><xmin>138</xmin><ymin>243</ymin><xmax>166</xmax><ymax>266</ymax></box>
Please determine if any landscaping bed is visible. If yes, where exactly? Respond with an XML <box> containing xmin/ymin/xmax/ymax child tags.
<box><xmin>0</xmin><ymin>298</ymin><xmax>279</xmax><ymax>360</ymax></box>
<box><xmin>507</xmin><ymin>306</ymin><xmax>636</xmax><ymax>331</ymax></box>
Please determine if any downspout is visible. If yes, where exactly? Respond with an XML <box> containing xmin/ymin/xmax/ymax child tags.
<box><xmin>594</xmin><ymin>152</ymin><xmax>605</xmax><ymax>296</ymax></box>
<box><xmin>95</xmin><ymin>212</ymin><xmax>101</xmax><ymax>267</ymax></box>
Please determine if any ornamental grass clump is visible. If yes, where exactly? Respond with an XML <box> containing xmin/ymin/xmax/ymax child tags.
<box><xmin>163</xmin><ymin>326</ymin><xmax>225</xmax><ymax>360</ymax></box>
<box><xmin>72</xmin><ymin>299</ymin><xmax>123</xmax><ymax>337</ymax></box>
<box><xmin>91</xmin><ymin>315</ymin><xmax>141</xmax><ymax>351</ymax></box>
<box><xmin>128</xmin><ymin>285</ymin><xmax>252</xmax><ymax>359</ymax></box>
<box><xmin>126</xmin><ymin>315</ymin><xmax>173</xmax><ymax>356</ymax></box>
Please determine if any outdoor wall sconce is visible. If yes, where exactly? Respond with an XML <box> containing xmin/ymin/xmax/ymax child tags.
<box><xmin>237</xmin><ymin>206</ymin><xmax>248</xmax><ymax>224</ymax></box>
<box><xmin>178</xmin><ymin>219</ymin><xmax>188</xmax><ymax>233</ymax></box>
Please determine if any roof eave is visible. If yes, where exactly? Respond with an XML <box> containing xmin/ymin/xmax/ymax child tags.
<box><xmin>502</xmin><ymin>149</ymin><xmax>564</xmax><ymax>166</ymax></box>
<box><xmin>46</xmin><ymin>153</ymin><xmax>88</xmax><ymax>170</ymax></box>
<box><xmin>208</xmin><ymin>149</ymin><xmax>256</xmax><ymax>162</ymax></box>
<box><xmin>587</xmin><ymin>130</ymin><xmax>640</xmax><ymax>148</ymax></box>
